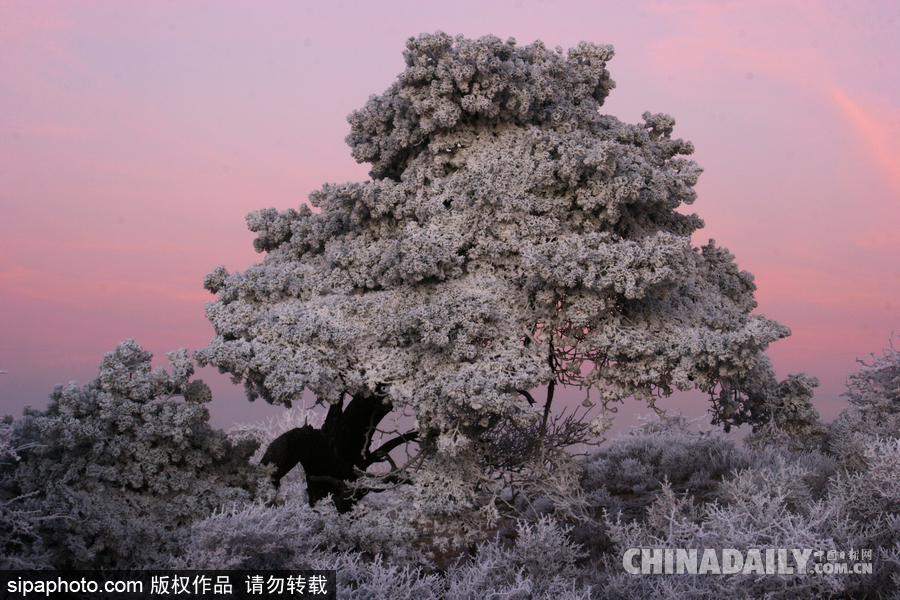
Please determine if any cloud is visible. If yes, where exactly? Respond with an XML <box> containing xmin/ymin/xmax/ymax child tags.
<box><xmin>827</xmin><ymin>85</ymin><xmax>900</xmax><ymax>194</ymax></box>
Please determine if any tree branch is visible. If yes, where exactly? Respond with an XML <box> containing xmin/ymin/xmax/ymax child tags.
<box><xmin>362</xmin><ymin>430</ymin><xmax>419</xmax><ymax>468</ymax></box>
<box><xmin>517</xmin><ymin>389</ymin><xmax>537</xmax><ymax>405</ymax></box>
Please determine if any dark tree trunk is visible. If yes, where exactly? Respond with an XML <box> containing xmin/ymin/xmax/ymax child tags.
<box><xmin>260</xmin><ymin>392</ymin><xmax>410</xmax><ymax>513</ymax></box>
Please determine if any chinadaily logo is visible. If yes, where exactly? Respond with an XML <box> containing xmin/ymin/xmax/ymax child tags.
<box><xmin>623</xmin><ymin>548</ymin><xmax>874</xmax><ymax>575</ymax></box>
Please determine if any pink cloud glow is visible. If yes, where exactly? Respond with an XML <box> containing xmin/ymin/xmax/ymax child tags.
<box><xmin>828</xmin><ymin>85</ymin><xmax>900</xmax><ymax>196</ymax></box>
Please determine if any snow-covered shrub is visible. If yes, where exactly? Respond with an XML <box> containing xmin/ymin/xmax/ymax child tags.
<box><xmin>745</xmin><ymin>373</ymin><xmax>826</xmax><ymax>451</ymax></box>
<box><xmin>583</xmin><ymin>409</ymin><xmax>900</xmax><ymax>599</ymax></box>
<box><xmin>827</xmin><ymin>336</ymin><xmax>900</xmax><ymax>472</ymax></box>
<box><xmin>603</xmin><ymin>455</ymin><xmax>845</xmax><ymax>599</ymax></box>
<box><xmin>804</xmin><ymin>337</ymin><xmax>900</xmax><ymax>596</ymax></box>
<box><xmin>843</xmin><ymin>336</ymin><xmax>900</xmax><ymax>411</ymax></box>
<box><xmin>311</xmin><ymin>553</ymin><xmax>446</xmax><ymax>600</ymax></box>
<box><xmin>393</xmin><ymin>412</ymin><xmax>593</xmax><ymax>554</ymax></box>
<box><xmin>580</xmin><ymin>414</ymin><xmax>751</xmax><ymax>521</ymax></box>
<box><xmin>175</xmin><ymin>480</ymin><xmax>602</xmax><ymax>598</ymax></box>
<box><xmin>442</xmin><ymin>516</ymin><xmax>591</xmax><ymax>600</ymax></box>
<box><xmin>170</xmin><ymin>488</ymin><xmax>423</xmax><ymax>571</ymax></box>
<box><xmin>583</xmin><ymin>340</ymin><xmax>900</xmax><ymax>600</ymax></box>
<box><xmin>0</xmin><ymin>414</ymin><xmax>52</xmax><ymax>569</ymax></box>
<box><xmin>821</xmin><ymin>436</ymin><xmax>900</xmax><ymax>596</ymax></box>
<box><xmin>167</xmin><ymin>500</ymin><xmax>318</xmax><ymax>570</ymax></box>
<box><xmin>482</xmin><ymin>409</ymin><xmax>593</xmax><ymax>521</ymax></box>
<box><xmin>314</xmin><ymin>517</ymin><xmax>595</xmax><ymax>600</ymax></box>
<box><xmin>825</xmin><ymin>437</ymin><xmax>900</xmax><ymax>526</ymax></box>
<box><xmin>8</xmin><ymin>340</ymin><xmax>261</xmax><ymax>568</ymax></box>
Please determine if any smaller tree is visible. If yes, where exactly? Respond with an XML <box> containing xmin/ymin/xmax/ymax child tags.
<box><xmin>745</xmin><ymin>373</ymin><xmax>826</xmax><ymax>451</ymax></box>
<box><xmin>8</xmin><ymin>340</ymin><xmax>261</xmax><ymax>568</ymax></box>
<box><xmin>842</xmin><ymin>335</ymin><xmax>900</xmax><ymax>412</ymax></box>
<box><xmin>827</xmin><ymin>335</ymin><xmax>900</xmax><ymax>471</ymax></box>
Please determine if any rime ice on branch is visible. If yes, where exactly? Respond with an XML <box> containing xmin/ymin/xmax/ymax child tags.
<box><xmin>196</xmin><ymin>32</ymin><xmax>789</xmax><ymax>508</ymax></box>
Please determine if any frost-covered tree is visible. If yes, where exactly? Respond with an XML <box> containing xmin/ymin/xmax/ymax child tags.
<box><xmin>745</xmin><ymin>373</ymin><xmax>826</xmax><ymax>451</ymax></box>
<box><xmin>7</xmin><ymin>340</ymin><xmax>260</xmax><ymax>568</ymax></box>
<box><xmin>828</xmin><ymin>335</ymin><xmax>900</xmax><ymax>471</ymax></box>
<box><xmin>196</xmin><ymin>32</ymin><xmax>789</xmax><ymax>512</ymax></box>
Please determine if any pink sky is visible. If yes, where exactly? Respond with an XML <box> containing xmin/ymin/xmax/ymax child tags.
<box><xmin>1</xmin><ymin>0</ymin><xmax>898</xmax><ymax>432</ymax></box>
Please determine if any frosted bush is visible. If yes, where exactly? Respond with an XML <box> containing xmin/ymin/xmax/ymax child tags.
<box><xmin>171</xmin><ymin>489</ymin><xmax>423</xmax><ymax>571</ymax></box>
<box><xmin>167</xmin><ymin>500</ymin><xmax>322</xmax><ymax>570</ymax></box>
<box><xmin>820</xmin><ymin>436</ymin><xmax>900</xmax><ymax>595</ymax></box>
<box><xmin>843</xmin><ymin>336</ymin><xmax>900</xmax><ymax>411</ymax></box>
<box><xmin>482</xmin><ymin>409</ymin><xmax>593</xmax><ymax>520</ymax></box>
<box><xmin>745</xmin><ymin>373</ymin><xmax>826</xmax><ymax>451</ymax></box>
<box><xmin>603</xmin><ymin>458</ymin><xmax>844</xmax><ymax>599</ymax></box>
<box><xmin>315</xmin><ymin>547</ymin><xmax>594</xmax><ymax>600</ymax></box>
<box><xmin>329</xmin><ymin>517</ymin><xmax>594</xmax><ymax>600</ymax></box>
<box><xmin>580</xmin><ymin>414</ymin><xmax>751</xmax><ymax>520</ymax></box>
<box><xmin>177</xmin><ymin>489</ymin><xmax>602</xmax><ymax>599</ymax></box>
<box><xmin>313</xmin><ymin>553</ymin><xmax>445</xmax><ymax>600</ymax></box>
<box><xmin>802</xmin><ymin>338</ymin><xmax>900</xmax><ymax>595</ymax></box>
<box><xmin>827</xmin><ymin>336</ymin><xmax>900</xmax><ymax>472</ymax></box>
<box><xmin>442</xmin><ymin>517</ymin><xmax>589</xmax><ymax>598</ymax></box>
<box><xmin>586</xmin><ymin>342</ymin><xmax>900</xmax><ymax>599</ymax></box>
<box><xmin>0</xmin><ymin>414</ymin><xmax>52</xmax><ymax>569</ymax></box>
<box><xmin>582</xmin><ymin>407</ymin><xmax>900</xmax><ymax>599</ymax></box>
<box><xmin>8</xmin><ymin>340</ymin><xmax>261</xmax><ymax>568</ymax></box>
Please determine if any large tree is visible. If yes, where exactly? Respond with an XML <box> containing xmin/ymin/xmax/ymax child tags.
<box><xmin>196</xmin><ymin>32</ymin><xmax>789</xmax><ymax>512</ymax></box>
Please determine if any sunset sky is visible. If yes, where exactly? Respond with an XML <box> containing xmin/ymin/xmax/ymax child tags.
<box><xmin>1</xmin><ymin>0</ymin><xmax>898</xmax><ymax>433</ymax></box>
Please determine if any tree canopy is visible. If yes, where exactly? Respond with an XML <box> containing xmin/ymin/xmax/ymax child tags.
<box><xmin>196</xmin><ymin>31</ymin><xmax>788</xmax><ymax>461</ymax></box>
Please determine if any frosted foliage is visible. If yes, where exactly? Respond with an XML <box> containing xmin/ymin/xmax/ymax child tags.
<box><xmin>197</xmin><ymin>32</ymin><xmax>788</xmax><ymax>452</ymax></box>
<box><xmin>168</xmin><ymin>494</ymin><xmax>422</xmax><ymax>571</ymax></box>
<box><xmin>580</xmin><ymin>415</ymin><xmax>751</xmax><ymax>519</ymax></box>
<box><xmin>347</xmin><ymin>32</ymin><xmax>617</xmax><ymax>180</ymax></box>
<box><xmin>828</xmin><ymin>336</ymin><xmax>900</xmax><ymax>471</ymax></box>
<box><xmin>178</xmin><ymin>495</ymin><xmax>594</xmax><ymax>600</ymax></box>
<box><xmin>844</xmin><ymin>335</ymin><xmax>900</xmax><ymax>410</ymax></box>
<box><xmin>8</xmin><ymin>340</ymin><xmax>260</xmax><ymax>568</ymax></box>
<box><xmin>745</xmin><ymin>373</ymin><xmax>826</xmax><ymax>451</ymax></box>
<box><xmin>0</xmin><ymin>415</ymin><xmax>52</xmax><ymax>569</ymax></box>
<box><xmin>580</xmin><ymin>403</ymin><xmax>900</xmax><ymax>599</ymax></box>
<box><xmin>596</xmin><ymin>423</ymin><xmax>844</xmax><ymax>599</ymax></box>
